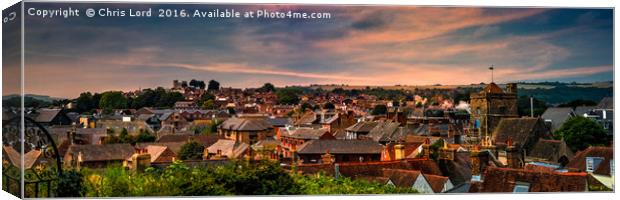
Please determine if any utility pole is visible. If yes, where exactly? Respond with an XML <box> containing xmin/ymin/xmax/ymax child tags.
<box><xmin>530</xmin><ymin>96</ymin><xmax>534</xmax><ymax>118</ymax></box>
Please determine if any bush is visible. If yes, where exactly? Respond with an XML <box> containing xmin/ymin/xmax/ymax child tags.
<box><xmin>178</xmin><ymin>141</ymin><xmax>204</xmax><ymax>160</ymax></box>
<box><xmin>81</xmin><ymin>160</ymin><xmax>417</xmax><ymax>197</ymax></box>
<box><xmin>57</xmin><ymin>170</ymin><xmax>86</xmax><ymax>197</ymax></box>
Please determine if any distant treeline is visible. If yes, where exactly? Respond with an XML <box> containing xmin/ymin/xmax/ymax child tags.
<box><xmin>519</xmin><ymin>85</ymin><xmax>612</xmax><ymax>105</ymax></box>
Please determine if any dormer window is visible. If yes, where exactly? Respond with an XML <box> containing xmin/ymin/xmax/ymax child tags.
<box><xmin>586</xmin><ymin>157</ymin><xmax>604</xmax><ymax>173</ymax></box>
<box><xmin>513</xmin><ymin>182</ymin><xmax>530</xmax><ymax>193</ymax></box>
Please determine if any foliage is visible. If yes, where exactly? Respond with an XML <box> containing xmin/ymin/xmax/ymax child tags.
<box><xmin>558</xmin><ymin>99</ymin><xmax>597</xmax><ymax>108</ymax></box>
<box><xmin>3</xmin><ymin>96</ymin><xmax>51</xmax><ymax>109</ymax></box>
<box><xmin>118</xmin><ymin>128</ymin><xmax>133</xmax><ymax>143</ymax></box>
<box><xmin>99</xmin><ymin>91</ymin><xmax>128</xmax><ymax>110</ymax></box>
<box><xmin>136</xmin><ymin>129</ymin><xmax>156</xmax><ymax>143</ymax></box>
<box><xmin>276</xmin><ymin>87</ymin><xmax>303</xmax><ymax>105</ymax></box>
<box><xmin>209</xmin><ymin>160</ymin><xmax>299</xmax><ymax>195</ymax></box>
<box><xmin>189</xmin><ymin>79</ymin><xmax>206</xmax><ymax>89</ymax></box>
<box><xmin>102</xmin><ymin>128</ymin><xmax>155</xmax><ymax>144</ymax></box>
<box><xmin>178</xmin><ymin>141</ymin><xmax>204</xmax><ymax>160</ymax></box>
<box><xmin>197</xmin><ymin>93</ymin><xmax>216</xmax><ymax>109</ymax></box>
<box><xmin>519</xmin><ymin>85</ymin><xmax>611</xmax><ymax>105</ymax></box>
<box><xmin>371</xmin><ymin>104</ymin><xmax>388</xmax><ymax>115</ymax></box>
<box><xmin>130</xmin><ymin>87</ymin><xmax>184</xmax><ymax>109</ymax></box>
<box><xmin>82</xmin><ymin>160</ymin><xmax>415</xmax><ymax>197</ymax></box>
<box><xmin>208</xmin><ymin>80</ymin><xmax>220</xmax><ymax>92</ymax></box>
<box><xmin>517</xmin><ymin>95</ymin><xmax>548</xmax><ymax>117</ymax></box>
<box><xmin>292</xmin><ymin>172</ymin><xmax>417</xmax><ymax>194</ymax></box>
<box><xmin>553</xmin><ymin>116</ymin><xmax>609</xmax><ymax>152</ymax></box>
<box><xmin>76</xmin><ymin>92</ymin><xmax>97</xmax><ymax>113</ymax></box>
<box><xmin>428</xmin><ymin>139</ymin><xmax>444</xmax><ymax>161</ymax></box>
<box><xmin>57</xmin><ymin>169</ymin><xmax>86</xmax><ymax>197</ymax></box>
<box><xmin>258</xmin><ymin>83</ymin><xmax>276</xmax><ymax>93</ymax></box>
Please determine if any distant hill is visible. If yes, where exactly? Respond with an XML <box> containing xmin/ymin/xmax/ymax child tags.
<box><xmin>2</xmin><ymin>94</ymin><xmax>65</xmax><ymax>102</ymax></box>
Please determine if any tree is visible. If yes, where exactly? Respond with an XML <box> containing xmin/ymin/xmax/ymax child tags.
<box><xmin>518</xmin><ymin>95</ymin><xmax>548</xmax><ymax>117</ymax></box>
<box><xmin>178</xmin><ymin>141</ymin><xmax>204</xmax><ymax>160</ymax></box>
<box><xmin>197</xmin><ymin>93</ymin><xmax>215</xmax><ymax>108</ymax></box>
<box><xmin>136</xmin><ymin>130</ymin><xmax>156</xmax><ymax>143</ymax></box>
<box><xmin>558</xmin><ymin>99</ymin><xmax>597</xmax><ymax>108</ymax></box>
<box><xmin>189</xmin><ymin>79</ymin><xmax>206</xmax><ymax>89</ymax></box>
<box><xmin>259</xmin><ymin>83</ymin><xmax>276</xmax><ymax>93</ymax></box>
<box><xmin>553</xmin><ymin>116</ymin><xmax>609</xmax><ymax>152</ymax></box>
<box><xmin>276</xmin><ymin>87</ymin><xmax>303</xmax><ymax>105</ymax></box>
<box><xmin>118</xmin><ymin>128</ymin><xmax>133</xmax><ymax>144</ymax></box>
<box><xmin>99</xmin><ymin>91</ymin><xmax>128</xmax><ymax>110</ymax></box>
<box><xmin>57</xmin><ymin>169</ymin><xmax>85</xmax><ymax>197</ymax></box>
<box><xmin>371</xmin><ymin>105</ymin><xmax>387</xmax><ymax>115</ymax></box>
<box><xmin>76</xmin><ymin>92</ymin><xmax>95</xmax><ymax>113</ymax></box>
<box><xmin>208</xmin><ymin>80</ymin><xmax>220</xmax><ymax>92</ymax></box>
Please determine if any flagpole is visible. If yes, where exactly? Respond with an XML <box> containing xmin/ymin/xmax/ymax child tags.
<box><xmin>489</xmin><ymin>65</ymin><xmax>495</xmax><ymax>83</ymax></box>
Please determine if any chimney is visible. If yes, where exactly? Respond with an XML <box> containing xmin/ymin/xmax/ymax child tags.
<box><xmin>470</xmin><ymin>146</ymin><xmax>482</xmax><ymax>177</ymax></box>
<box><xmin>203</xmin><ymin>148</ymin><xmax>210</xmax><ymax>160</ymax></box>
<box><xmin>439</xmin><ymin>140</ymin><xmax>455</xmax><ymax>161</ymax></box>
<box><xmin>131</xmin><ymin>149</ymin><xmax>151</xmax><ymax>172</ymax></box>
<box><xmin>505</xmin><ymin>138</ymin><xmax>523</xmax><ymax>168</ymax></box>
<box><xmin>422</xmin><ymin>138</ymin><xmax>431</xmax><ymax>159</ymax></box>
<box><xmin>480</xmin><ymin>136</ymin><xmax>497</xmax><ymax>158</ymax></box>
<box><xmin>394</xmin><ymin>143</ymin><xmax>405</xmax><ymax>160</ymax></box>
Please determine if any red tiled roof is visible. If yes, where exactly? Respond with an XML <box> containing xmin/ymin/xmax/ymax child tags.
<box><xmin>383</xmin><ymin>169</ymin><xmax>421</xmax><ymax>188</ymax></box>
<box><xmin>480</xmin><ymin>167</ymin><xmax>587</xmax><ymax>192</ymax></box>
<box><xmin>481</xmin><ymin>83</ymin><xmax>504</xmax><ymax>94</ymax></box>
<box><xmin>566</xmin><ymin>146</ymin><xmax>613</xmax><ymax>175</ymax></box>
<box><xmin>423</xmin><ymin>173</ymin><xmax>450</xmax><ymax>193</ymax></box>
<box><xmin>524</xmin><ymin>164</ymin><xmax>556</xmax><ymax>173</ymax></box>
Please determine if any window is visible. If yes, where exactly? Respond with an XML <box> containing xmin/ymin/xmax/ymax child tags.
<box><xmin>610</xmin><ymin>160</ymin><xmax>614</xmax><ymax>176</ymax></box>
<box><xmin>586</xmin><ymin>157</ymin><xmax>604</xmax><ymax>173</ymax></box>
<box><xmin>513</xmin><ymin>182</ymin><xmax>530</xmax><ymax>193</ymax></box>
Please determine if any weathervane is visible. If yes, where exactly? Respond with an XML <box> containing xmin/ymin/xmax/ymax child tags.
<box><xmin>489</xmin><ymin>65</ymin><xmax>495</xmax><ymax>83</ymax></box>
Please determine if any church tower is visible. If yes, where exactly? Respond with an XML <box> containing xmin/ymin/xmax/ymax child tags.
<box><xmin>469</xmin><ymin>82</ymin><xmax>518</xmax><ymax>138</ymax></box>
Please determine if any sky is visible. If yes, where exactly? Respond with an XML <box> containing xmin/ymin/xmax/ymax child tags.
<box><xmin>8</xmin><ymin>3</ymin><xmax>614</xmax><ymax>98</ymax></box>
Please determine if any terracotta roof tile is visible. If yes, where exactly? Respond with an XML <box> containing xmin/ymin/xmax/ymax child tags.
<box><xmin>566</xmin><ymin>146</ymin><xmax>613</xmax><ymax>175</ymax></box>
<box><xmin>480</xmin><ymin>167</ymin><xmax>587</xmax><ymax>192</ymax></box>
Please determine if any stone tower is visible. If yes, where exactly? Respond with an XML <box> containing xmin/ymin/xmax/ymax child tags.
<box><xmin>469</xmin><ymin>83</ymin><xmax>518</xmax><ymax>138</ymax></box>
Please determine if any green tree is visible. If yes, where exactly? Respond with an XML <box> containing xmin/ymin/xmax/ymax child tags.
<box><xmin>371</xmin><ymin>105</ymin><xmax>388</xmax><ymax>115</ymax></box>
<box><xmin>136</xmin><ymin>130</ymin><xmax>156</xmax><ymax>143</ymax></box>
<box><xmin>518</xmin><ymin>95</ymin><xmax>548</xmax><ymax>117</ymax></box>
<box><xmin>558</xmin><ymin>99</ymin><xmax>598</xmax><ymax>108</ymax></box>
<box><xmin>76</xmin><ymin>92</ymin><xmax>95</xmax><ymax>113</ymax></box>
<box><xmin>189</xmin><ymin>79</ymin><xmax>206</xmax><ymax>89</ymax></box>
<box><xmin>118</xmin><ymin>128</ymin><xmax>133</xmax><ymax>144</ymax></box>
<box><xmin>197</xmin><ymin>93</ymin><xmax>216</xmax><ymax>109</ymax></box>
<box><xmin>259</xmin><ymin>83</ymin><xmax>276</xmax><ymax>93</ymax></box>
<box><xmin>276</xmin><ymin>87</ymin><xmax>303</xmax><ymax>105</ymax></box>
<box><xmin>57</xmin><ymin>169</ymin><xmax>85</xmax><ymax>197</ymax></box>
<box><xmin>178</xmin><ymin>141</ymin><xmax>204</xmax><ymax>160</ymax></box>
<box><xmin>208</xmin><ymin>80</ymin><xmax>220</xmax><ymax>92</ymax></box>
<box><xmin>99</xmin><ymin>91</ymin><xmax>128</xmax><ymax>110</ymax></box>
<box><xmin>553</xmin><ymin>116</ymin><xmax>609</xmax><ymax>152</ymax></box>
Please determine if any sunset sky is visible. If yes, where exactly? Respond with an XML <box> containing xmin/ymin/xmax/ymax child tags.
<box><xmin>7</xmin><ymin>3</ymin><xmax>613</xmax><ymax>98</ymax></box>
